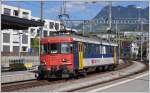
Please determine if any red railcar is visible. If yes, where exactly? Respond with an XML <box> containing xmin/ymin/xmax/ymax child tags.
<box><xmin>36</xmin><ymin>36</ymin><xmax>75</xmax><ymax>79</ymax></box>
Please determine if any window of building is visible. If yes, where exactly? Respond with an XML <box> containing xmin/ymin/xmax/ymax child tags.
<box><xmin>22</xmin><ymin>46</ymin><xmax>27</xmax><ymax>51</ymax></box>
<box><xmin>49</xmin><ymin>22</ymin><xmax>54</xmax><ymax>29</ymax></box>
<box><xmin>44</xmin><ymin>24</ymin><xmax>48</xmax><ymax>28</ymax></box>
<box><xmin>13</xmin><ymin>46</ymin><xmax>19</xmax><ymax>52</ymax></box>
<box><xmin>4</xmin><ymin>8</ymin><xmax>11</xmax><ymax>15</ymax></box>
<box><xmin>49</xmin><ymin>32</ymin><xmax>51</xmax><ymax>36</ymax></box>
<box><xmin>22</xmin><ymin>35</ymin><xmax>28</xmax><ymax>44</ymax></box>
<box><xmin>13</xmin><ymin>10</ymin><xmax>19</xmax><ymax>16</ymax></box>
<box><xmin>55</xmin><ymin>23</ymin><xmax>59</xmax><ymax>30</ymax></box>
<box><xmin>23</xmin><ymin>30</ymin><xmax>28</xmax><ymax>33</ymax></box>
<box><xmin>30</xmin><ymin>29</ymin><xmax>35</xmax><ymax>34</ymax></box>
<box><xmin>43</xmin><ymin>30</ymin><xmax>48</xmax><ymax>37</ymax></box>
<box><xmin>3</xmin><ymin>45</ymin><xmax>10</xmax><ymax>52</ymax></box>
<box><xmin>22</xmin><ymin>12</ymin><xmax>29</xmax><ymax>19</ymax></box>
<box><xmin>144</xmin><ymin>37</ymin><xmax>147</xmax><ymax>40</ymax></box>
<box><xmin>37</xmin><ymin>29</ymin><xmax>40</xmax><ymax>36</ymax></box>
<box><xmin>3</xmin><ymin>33</ymin><xmax>10</xmax><ymax>43</ymax></box>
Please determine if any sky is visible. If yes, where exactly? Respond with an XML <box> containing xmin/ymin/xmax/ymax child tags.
<box><xmin>2</xmin><ymin>1</ymin><xmax>149</xmax><ymax>20</ymax></box>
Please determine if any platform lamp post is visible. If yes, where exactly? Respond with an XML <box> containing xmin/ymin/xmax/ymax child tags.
<box><xmin>136</xmin><ymin>6</ymin><xmax>143</xmax><ymax>61</ymax></box>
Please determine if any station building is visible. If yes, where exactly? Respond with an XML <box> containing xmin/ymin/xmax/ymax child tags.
<box><xmin>1</xmin><ymin>4</ymin><xmax>61</xmax><ymax>53</ymax></box>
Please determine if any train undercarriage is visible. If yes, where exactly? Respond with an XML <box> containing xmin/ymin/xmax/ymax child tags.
<box><xmin>35</xmin><ymin>64</ymin><xmax>117</xmax><ymax>80</ymax></box>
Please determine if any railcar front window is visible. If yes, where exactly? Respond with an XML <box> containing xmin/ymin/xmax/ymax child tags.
<box><xmin>61</xmin><ymin>43</ymin><xmax>72</xmax><ymax>54</ymax></box>
<box><xmin>49</xmin><ymin>43</ymin><xmax>59</xmax><ymax>54</ymax></box>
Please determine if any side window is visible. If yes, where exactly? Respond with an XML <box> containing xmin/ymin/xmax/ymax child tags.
<box><xmin>87</xmin><ymin>44</ymin><xmax>91</xmax><ymax>53</ymax></box>
<box><xmin>112</xmin><ymin>46</ymin><xmax>114</xmax><ymax>56</ymax></box>
<box><xmin>95</xmin><ymin>44</ymin><xmax>99</xmax><ymax>55</ymax></box>
<box><xmin>99</xmin><ymin>45</ymin><xmax>102</xmax><ymax>54</ymax></box>
<box><xmin>102</xmin><ymin>46</ymin><xmax>106</xmax><ymax>54</ymax></box>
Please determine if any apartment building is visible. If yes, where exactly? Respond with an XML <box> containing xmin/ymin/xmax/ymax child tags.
<box><xmin>30</xmin><ymin>16</ymin><xmax>60</xmax><ymax>38</ymax></box>
<box><xmin>1</xmin><ymin>4</ymin><xmax>61</xmax><ymax>53</ymax></box>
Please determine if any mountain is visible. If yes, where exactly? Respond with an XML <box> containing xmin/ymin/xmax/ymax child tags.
<box><xmin>94</xmin><ymin>5</ymin><xmax>148</xmax><ymax>20</ymax></box>
<box><xmin>75</xmin><ymin>5</ymin><xmax>149</xmax><ymax>33</ymax></box>
<box><xmin>94</xmin><ymin>5</ymin><xmax>149</xmax><ymax>19</ymax></box>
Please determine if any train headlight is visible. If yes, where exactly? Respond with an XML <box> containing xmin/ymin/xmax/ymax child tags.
<box><xmin>41</xmin><ymin>61</ymin><xmax>46</xmax><ymax>65</ymax></box>
<box><xmin>47</xmin><ymin>68</ymin><xmax>50</xmax><ymax>70</ymax></box>
<box><xmin>62</xmin><ymin>58</ymin><xmax>67</xmax><ymax>62</ymax></box>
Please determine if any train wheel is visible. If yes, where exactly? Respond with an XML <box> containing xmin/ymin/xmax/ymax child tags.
<box><xmin>112</xmin><ymin>65</ymin><xmax>116</xmax><ymax>71</ymax></box>
<box><xmin>69</xmin><ymin>71</ymin><xmax>76</xmax><ymax>79</ymax></box>
<box><xmin>107</xmin><ymin>65</ymin><xmax>113</xmax><ymax>71</ymax></box>
<box><xmin>36</xmin><ymin>72</ymin><xmax>45</xmax><ymax>80</ymax></box>
<box><xmin>96</xmin><ymin>67</ymin><xmax>100</xmax><ymax>72</ymax></box>
<box><xmin>81</xmin><ymin>69</ymin><xmax>87</xmax><ymax>77</ymax></box>
<box><xmin>102</xmin><ymin>66</ymin><xmax>106</xmax><ymax>71</ymax></box>
<box><xmin>36</xmin><ymin>65</ymin><xmax>45</xmax><ymax>80</ymax></box>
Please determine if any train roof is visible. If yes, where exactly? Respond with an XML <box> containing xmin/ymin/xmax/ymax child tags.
<box><xmin>41</xmin><ymin>35</ymin><xmax>118</xmax><ymax>46</ymax></box>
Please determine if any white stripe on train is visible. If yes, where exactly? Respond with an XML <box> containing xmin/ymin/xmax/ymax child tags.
<box><xmin>83</xmin><ymin>57</ymin><xmax>114</xmax><ymax>67</ymax></box>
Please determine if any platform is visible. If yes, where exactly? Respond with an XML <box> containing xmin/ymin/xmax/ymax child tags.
<box><xmin>1</xmin><ymin>70</ymin><xmax>36</xmax><ymax>84</ymax></box>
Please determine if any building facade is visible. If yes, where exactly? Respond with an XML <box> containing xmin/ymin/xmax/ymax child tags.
<box><xmin>1</xmin><ymin>4</ymin><xmax>61</xmax><ymax>53</ymax></box>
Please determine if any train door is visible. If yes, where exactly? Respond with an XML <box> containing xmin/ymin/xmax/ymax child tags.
<box><xmin>78</xmin><ymin>42</ymin><xmax>84</xmax><ymax>70</ymax></box>
<box><xmin>114</xmin><ymin>46</ymin><xmax>117</xmax><ymax>64</ymax></box>
<box><xmin>73</xmin><ymin>42</ymin><xmax>79</xmax><ymax>70</ymax></box>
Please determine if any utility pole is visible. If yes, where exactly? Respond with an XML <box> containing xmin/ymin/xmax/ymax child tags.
<box><xmin>90</xmin><ymin>20</ymin><xmax>92</xmax><ymax>34</ymax></box>
<box><xmin>136</xmin><ymin>6</ymin><xmax>143</xmax><ymax>61</ymax></box>
<box><xmin>107</xmin><ymin>1</ymin><xmax>112</xmax><ymax>43</ymax></box>
<box><xmin>39</xmin><ymin>0</ymin><xmax>44</xmax><ymax>56</ymax></box>
<box><xmin>82</xmin><ymin>21</ymin><xmax>85</xmax><ymax>35</ymax></box>
<box><xmin>109</xmin><ymin>1</ymin><xmax>112</xmax><ymax>29</ymax></box>
<box><xmin>116</xmin><ymin>20</ymin><xmax>121</xmax><ymax>60</ymax></box>
<box><xmin>115</xmin><ymin>20</ymin><xmax>118</xmax><ymax>43</ymax></box>
<box><xmin>0</xmin><ymin>1</ymin><xmax>2</xmax><ymax>64</ymax></box>
<box><xmin>140</xmin><ymin>20</ymin><xmax>143</xmax><ymax>61</ymax></box>
<box><xmin>40</xmin><ymin>0</ymin><xmax>43</xmax><ymax>38</ymax></box>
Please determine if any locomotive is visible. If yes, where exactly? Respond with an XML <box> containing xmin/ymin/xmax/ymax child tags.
<box><xmin>35</xmin><ymin>34</ymin><xmax>119</xmax><ymax>79</ymax></box>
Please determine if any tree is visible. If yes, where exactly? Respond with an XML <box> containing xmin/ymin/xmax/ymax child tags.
<box><xmin>31</xmin><ymin>36</ymin><xmax>40</xmax><ymax>54</ymax></box>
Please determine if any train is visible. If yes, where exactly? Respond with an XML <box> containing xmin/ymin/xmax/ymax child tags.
<box><xmin>35</xmin><ymin>35</ymin><xmax>119</xmax><ymax>79</ymax></box>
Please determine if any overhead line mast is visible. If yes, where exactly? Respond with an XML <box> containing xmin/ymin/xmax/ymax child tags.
<box><xmin>109</xmin><ymin>1</ymin><xmax>112</xmax><ymax>29</ymax></box>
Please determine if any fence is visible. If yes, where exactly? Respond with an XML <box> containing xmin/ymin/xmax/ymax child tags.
<box><xmin>1</xmin><ymin>52</ymin><xmax>40</xmax><ymax>71</ymax></box>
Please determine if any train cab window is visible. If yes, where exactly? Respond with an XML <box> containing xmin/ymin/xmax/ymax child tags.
<box><xmin>49</xmin><ymin>43</ymin><xmax>59</xmax><ymax>54</ymax></box>
<box><xmin>61</xmin><ymin>43</ymin><xmax>72</xmax><ymax>54</ymax></box>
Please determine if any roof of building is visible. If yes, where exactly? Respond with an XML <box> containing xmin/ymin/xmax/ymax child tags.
<box><xmin>1</xmin><ymin>14</ymin><xmax>44</xmax><ymax>30</ymax></box>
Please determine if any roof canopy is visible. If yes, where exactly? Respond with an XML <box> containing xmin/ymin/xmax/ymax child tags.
<box><xmin>1</xmin><ymin>14</ymin><xmax>44</xmax><ymax>30</ymax></box>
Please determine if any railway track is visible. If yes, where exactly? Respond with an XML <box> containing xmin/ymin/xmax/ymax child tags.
<box><xmin>1</xmin><ymin>60</ymin><xmax>145</xmax><ymax>92</ymax></box>
<box><xmin>67</xmin><ymin>61</ymin><xmax>149</xmax><ymax>92</ymax></box>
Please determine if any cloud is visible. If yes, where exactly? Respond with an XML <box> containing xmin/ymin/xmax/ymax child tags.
<box><xmin>66</xmin><ymin>1</ymin><xmax>87</xmax><ymax>13</ymax></box>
